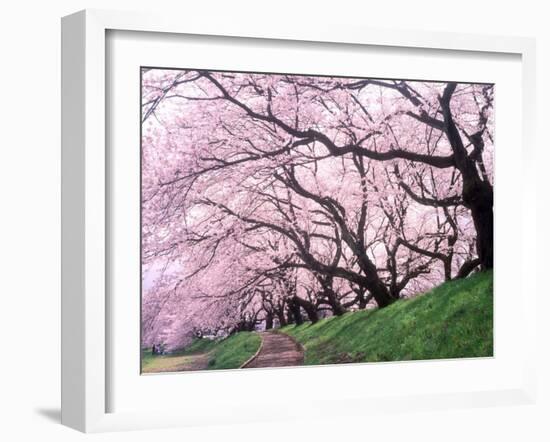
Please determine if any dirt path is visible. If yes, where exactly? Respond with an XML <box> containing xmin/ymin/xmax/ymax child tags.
<box><xmin>242</xmin><ymin>331</ymin><xmax>304</xmax><ymax>368</ymax></box>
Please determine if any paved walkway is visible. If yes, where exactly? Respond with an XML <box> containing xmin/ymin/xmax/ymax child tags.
<box><xmin>243</xmin><ymin>331</ymin><xmax>304</xmax><ymax>368</ymax></box>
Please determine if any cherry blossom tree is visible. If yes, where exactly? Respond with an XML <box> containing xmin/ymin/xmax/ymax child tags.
<box><xmin>141</xmin><ymin>69</ymin><xmax>493</xmax><ymax>350</ymax></box>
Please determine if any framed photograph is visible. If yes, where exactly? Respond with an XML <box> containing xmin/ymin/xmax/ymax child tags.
<box><xmin>61</xmin><ymin>9</ymin><xmax>537</xmax><ymax>432</ymax></box>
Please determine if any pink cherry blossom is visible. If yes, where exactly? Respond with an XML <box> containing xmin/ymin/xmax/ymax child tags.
<box><xmin>141</xmin><ymin>69</ymin><xmax>493</xmax><ymax>349</ymax></box>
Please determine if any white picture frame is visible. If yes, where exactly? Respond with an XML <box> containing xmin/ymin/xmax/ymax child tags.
<box><xmin>61</xmin><ymin>9</ymin><xmax>537</xmax><ymax>433</ymax></box>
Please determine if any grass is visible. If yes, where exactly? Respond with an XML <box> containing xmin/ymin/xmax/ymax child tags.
<box><xmin>141</xmin><ymin>331</ymin><xmax>261</xmax><ymax>373</ymax></box>
<box><xmin>280</xmin><ymin>271</ymin><xmax>493</xmax><ymax>365</ymax></box>
<box><xmin>205</xmin><ymin>331</ymin><xmax>262</xmax><ymax>370</ymax></box>
<box><xmin>141</xmin><ymin>351</ymin><xmax>206</xmax><ymax>373</ymax></box>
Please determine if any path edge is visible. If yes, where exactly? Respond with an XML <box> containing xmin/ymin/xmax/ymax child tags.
<box><xmin>240</xmin><ymin>332</ymin><xmax>264</xmax><ymax>368</ymax></box>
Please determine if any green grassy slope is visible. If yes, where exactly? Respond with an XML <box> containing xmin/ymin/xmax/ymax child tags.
<box><xmin>205</xmin><ymin>331</ymin><xmax>262</xmax><ymax>369</ymax></box>
<box><xmin>141</xmin><ymin>331</ymin><xmax>261</xmax><ymax>373</ymax></box>
<box><xmin>280</xmin><ymin>271</ymin><xmax>493</xmax><ymax>365</ymax></box>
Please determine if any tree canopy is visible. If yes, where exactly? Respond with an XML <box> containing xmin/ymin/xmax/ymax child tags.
<box><xmin>141</xmin><ymin>69</ymin><xmax>494</xmax><ymax>350</ymax></box>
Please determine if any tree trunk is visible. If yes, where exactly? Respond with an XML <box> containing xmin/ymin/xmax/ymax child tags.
<box><xmin>455</xmin><ymin>257</ymin><xmax>482</xmax><ymax>280</ymax></box>
<box><xmin>367</xmin><ymin>279</ymin><xmax>395</xmax><ymax>308</ymax></box>
<box><xmin>286</xmin><ymin>306</ymin><xmax>295</xmax><ymax>325</ymax></box>
<box><xmin>324</xmin><ymin>288</ymin><xmax>347</xmax><ymax>316</ymax></box>
<box><xmin>292</xmin><ymin>296</ymin><xmax>319</xmax><ymax>323</ymax></box>
<box><xmin>357</xmin><ymin>290</ymin><xmax>374</xmax><ymax>309</ymax></box>
<box><xmin>265</xmin><ymin>311</ymin><xmax>273</xmax><ymax>330</ymax></box>
<box><xmin>463</xmin><ymin>180</ymin><xmax>493</xmax><ymax>270</ymax></box>
<box><xmin>289</xmin><ymin>299</ymin><xmax>304</xmax><ymax>325</ymax></box>
<box><xmin>276</xmin><ymin>309</ymin><xmax>287</xmax><ymax>327</ymax></box>
<box><xmin>354</xmin><ymin>255</ymin><xmax>395</xmax><ymax>308</ymax></box>
<box><xmin>441</xmin><ymin>83</ymin><xmax>493</xmax><ymax>271</ymax></box>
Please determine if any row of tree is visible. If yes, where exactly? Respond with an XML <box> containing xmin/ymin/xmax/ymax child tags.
<box><xmin>140</xmin><ymin>70</ymin><xmax>494</xmax><ymax>350</ymax></box>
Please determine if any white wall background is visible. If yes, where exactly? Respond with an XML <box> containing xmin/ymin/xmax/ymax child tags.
<box><xmin>0</xmin><ymin>1</ymin><xmax>547</xmax><ymax>441</ymax></box>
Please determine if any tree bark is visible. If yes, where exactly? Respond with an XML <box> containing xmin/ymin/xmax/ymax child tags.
<box><xmin>288</xmin><ymin>299</ymin><xmax>304</xmax><ymax>325</ymax></box>
<box><xmin>265</xmin><ymin>311</ymin><xmax>273</xmax><ymax>330</ymax></box>
<box><xmin>286</xmin><ymin>306</ymin><xmax>294</xmax><ymax>325</ymax></box>
<box><xmin>462</xmin><ymin>180</ymin><xmax>493</xmax><ymax>270</ymax></box>
<box><xmin>368</xmin><ymin>279</ymin><xmax>395</xmax><ymax>308</ymax></box>
<box><xmin>275</xmin><ymin>309</ymin><xmax>287</xmax><ymax>327</ymax></box>
<box><xmin>292</xmin><ymin>296</ymin><xmax>319</xmax><ymax>323</ymax></box>
<box><xmin>440</xmin><ymin>82</ymin><xmax>494</xmax><ymax>271</ymax></box>
<box><xmin>324</xmin><ymin>288</ymin><xmax>347</xmax><ymax>316</ymax></box>
<box><xmin>455</xmin><ymin>257</ymin><xmax>482</xmax><ymax>280</ymax></box>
